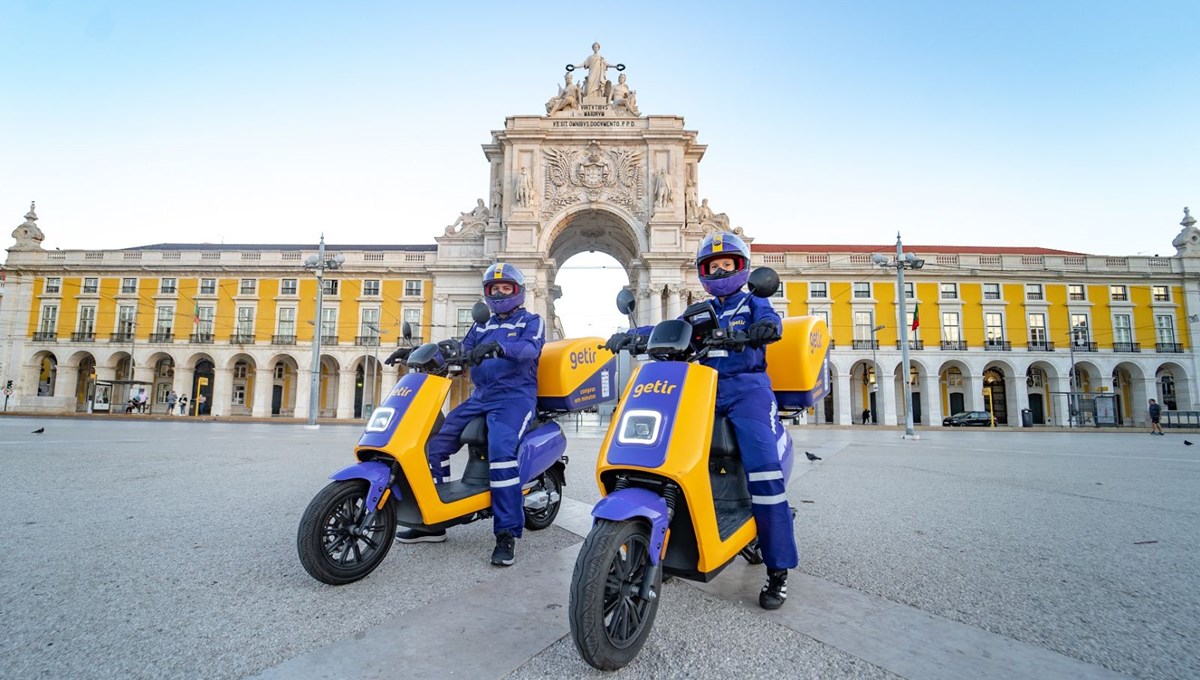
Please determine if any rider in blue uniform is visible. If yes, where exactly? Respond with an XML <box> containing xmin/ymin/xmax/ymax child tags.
<box><xmin>606</xmin><ymin>232</ymin><xmax>798</xmax><ymax>609</ymax></box>
<box><xmin>390</xmin><ymin>263</ymin><xmax>545</xmax><ymax>566</ymax></box>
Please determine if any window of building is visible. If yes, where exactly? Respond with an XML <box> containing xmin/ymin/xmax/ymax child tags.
<box><xmin>940</xmin><ymin>282</ymin><xmax>958</xmax><ymax>300</ymax></box>
<box><xmin>45</xmin><ymin>277</ymin><xmax>61</xmax><ymax>294</ymax></box>
<box><xmin>1028</xmin><ymin>313</ymin><xmax>1047</xmax><ymax>345</ymax></box>
<box><xmin>155</xmin><ymin>306</ymin><xmax>174</xmax><ymax>334</ymax></box>
<box><xmin>904</xmin><ymin>282</ymin><xmax>915</xmax><ymax>299</ymax></box>
<box><xmin>1110</xmin><ymin>285</ymin><xmax>1128</xmax><ymax>302</ymax></box>
<box><xmin>233</xmin><ymin>361</ymin><xmax>248</xmax><ymax>380</ymax></box>
<box><xmin>77</xmin><ymin>306</ymin><xmax>97</xmax><ymax>335</ymax></box>
<box><xmin>232</xmin><ymin>384</ymin><xmax>246</xmax><ymax>405</ymax></box>
<box><xmin>197</xmin><ymin>306</ymin><xmax>214</xmax><ymax>335</ymax></box>
<box><xmin>277</xmin><ymin>307</ymin><xmax>296</xmax><ymax>336</ymax></box>
<box><xmin>121</xmin><ymin>277</ymin><xmax>137</xmax><ymax>294</ymax></box>
<box><xmin>456</xmin><ymin>308</ymin><xmax>474</xmax><ymax>337</ymax></box>
<box><xmin>360</xmin><ymin>308</ymin><xmax>380</xmax><ymax>337</ymax></box>
<box><xmin>280</xmin><ymin>278</ymin><xmax>297</xmax><ymax>295</ymax></box>
<box><xmin>39</xmin><ymin>304</ymin><xmax>58</xmax><ymax>333</ymax></box>
<box><xmin>363</xmin><ymin>279</ymin><xmax>381</xmax><ymax>296</ymax></box>
<box><xmin>852</xmin><ymin>282</ymin><xmax>871</xmax><ymax>299</ymax></box>
<box><xmin>405</xmin><ymin>280</ymin><xmax>423</xmax><ymax>297</ymax></box>
<box><xmin>1027</xmin><ymin>367</ymin><xmax>1045</xmax><ymax>388</ymax></box>
<box><xmin>1069</xmin><ymin>314</ymin><xmax>1090</xmax><ymax>346</ymax></box>
<box><xmin>200</xmin><ymin>278</ymin><xmax>217</xmax><ymax>295</ymax></box>
<box><xmin>1152</xmin><ymin>285</ymin><xmax>1170</xmax><ymax>302</ymax></box>
<box><xmin>809</xmin><ymin>281</ymin><xmax>828</xmax><ymax>299</ymax></box>
<box><xmin>772</xmin><ymin>285</ymin><xmax>785</xmax><ymax>298</ymax></box>
<box><xmin>82</xmin><ymin>277</ymin><xmax>99</xmax><ymax>294</ymax></box>
<box><xmin>946</xmin><ymin>367</ymin><xmax>963</xmax><ymax>387</ymax></box>
<box><xmin>117</xmin><ymin>305</ymin><xmax>135</xmax><ymax>336</ymax></box>
<box><xmin>853</xmin><ymin>311</ymin><xmax>875</xmax><ymax>341</ymax></box>
<box><xmin>983</xmin><ymin>283</ymin><xmax>1001</xmax><ymax>300</ymax></box>
<box><xmin>1068</xmin><ymin>284</ymin><xmax>1086</xmax><ymax>301</ymax></box>
<box><xmin>236</xmin><ymin>307</ymin><xmax>255</xmax><ymax>336</ymax></box>
<box><xmin>808</xmin><ymin>309</ymin><xmax>830</xmax><ymax>331</ymax></box>
<box><xmin>985</xmin><ymin>312</ymin><xmax>1004</xmax><ymax>344</ymax></box>
<box><xmin>1156</xmin><ymin>315</ymin><xmax>1176</xmax><ymax>344</ymax></box>
<box><xmin>1026</xmin><ymin>283</ymin><xmax>1044</xmax><ymax>301</ymax></box>
<box><xmin>403</xmin><ymin>308</ymin><xmax>422</xmax><ymax>340</ymax></box>
<box><xmin>274</xmin><ymin>364</ymin><xmax>286</xmax><ymax>380</ymax></box>
<box><xmin>320</xmin><ymin>307</ymin><xmax>337</xmax><ymax>339</ymax></box>
<box><xmin>160</xmin><ymin>278</ymin><xmax>177</xmax><ymax>294</ymax></box>
<box><xmin>1113</xmin><ymin>314</ymin><xmax>1133</xmax><ymax>344</ymax></box>
<box><xmin>323</xmin><ymin>279</ymin><xmax>339</xmax><ymax>296</ymax></box>
<box><xmin>941</xmin><ymin>312</ymin><xmax>961</xmax><ymax>342</ymax></box>
<box><xmin>239</xmin><ymin>279</ymin><xmax>257</xmax><ymax>295</ymax></box>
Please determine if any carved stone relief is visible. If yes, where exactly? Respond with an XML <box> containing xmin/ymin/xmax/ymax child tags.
<box><xmin>542</xmin><ymin>141</ymin><xmax>645</xmax><ymax>220</ymax></box>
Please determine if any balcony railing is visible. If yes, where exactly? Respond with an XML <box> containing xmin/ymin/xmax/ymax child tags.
<box><xmin>355</xmin><ymin>335</ymin><xmax>382</xmax><ymax>346</ymax></box>
<box><xmin>190</xmin><ymin>333</ymin><xmax>214</xmax><ymax>344</ymax></box>
<box><xmin>941</xmin><ymin>340</ymin><xmax>968</xmax><ymax>351</ymax></box>
<box><xmin>230</xmin><ymin>333</ymin><xmax>256</xmax><ymax>345</ymax></box>
<box><xmin>1070</xmin><ymin>342</ymin><xmax>1098</xmax><ymax>353</ymax></box>
<box><xmin>149</xmin><ymin>332</ymin><xmax>174</xmax><ymax>343</ymax></box>
<box><xmin>1156</xmin><ymin>342</ymin><xmax>1184</xmax><ymax>353</ymax></box>
<box><xmin>112</xmin><ymin>332</ymin><xmax>134</xmax><ymax>343</ymax></box>
<box><xmin>321</xmin><ymin>335</ymin><xmax>339</xmax><ymax>346</ymax></box>
<box><xmin>71</xmin><ymin>332</ymin><xmax>96</xmax><ymax>342</ymax></box>
<box><xmin>33</xmin><ymin>331</ymin><xmax>57</xmax><ymax>342</ymax></box>
<box><xmin>272</xmin><ymin>334</ymin><xmax>297</xmax><ymax>345</ymax></box>
<box><xmin>852</xmin><ymin>339</ymin><xmax>879</xmax><ymax>350</ymax></box>
<box><xmin>984</xmin><ymin>340</ymin><xmax>1012</xmax><ymax>351</ymax></box>
<box><xmin>895</xmin><ymin>340</ymin><xmax>924</xmax><ymax>350</ymax></box>
<box><xmin>1112</xmin><ymin>342</ymin><xmax>1141</xmax><ymax>353</ymax></box>
<box><xmin>1026</xmin><ymin>341</ymin><xmax>1055</xmax><ymax>352</ymax></box>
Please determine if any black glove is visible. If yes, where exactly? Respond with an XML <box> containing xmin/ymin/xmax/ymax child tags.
<box><xmin>604</xmin><ymin>332</ymin><xmax>634</xmax><ymax>353</ymax></box>
<box><xmin>384</xmin><ymin>347</ymin><xmax>412</xmax><ymax>366</ymax></box>
<box><xmin>746</xmin><ymin>320</ymin><xmax>781</xmax><ymax>347</ymax></box>
<box><xmin>467</xmin><ymin>341</ymin><xmax>505</xmax><ymax>365</ymax></box>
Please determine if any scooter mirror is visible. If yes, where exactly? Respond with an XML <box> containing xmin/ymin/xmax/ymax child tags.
<box><xmin>616</xmin><ymin>289</ymin><xmax>636</xmax><ymax>315</ymax></box>
<box><xmin>402</xmin><ymin>321</ymin><xmax>412</xmax><ymax>342</ymax></box>
<box><xmin>471</xmin><ymin>300</ymin><xmax>491</xmax><ymax>325</ymax></box>
<box><xmin>747</xmin><ymin>267</ymin><xmax>780</xmax><ymax>298</ymax></box>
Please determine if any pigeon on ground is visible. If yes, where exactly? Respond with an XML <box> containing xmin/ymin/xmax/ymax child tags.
<box><xmin>805</xmin><ymin>451</ymin><xmax>822</xmax><ymax>461</ymax></box>
<box><xmin>31</xmin><ymin>427</ymin><xmax>44</xmax><ymax>434</ymax></box>
<box><xmin>1185</xmin><ymin>440</ymin><xmax>1194</xmax><ymax>446</ymax></box>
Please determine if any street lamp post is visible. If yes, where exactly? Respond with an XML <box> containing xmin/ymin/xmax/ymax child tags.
<box><xmin>873</xmin><ymin>233</ymin><xmax>925</xmax><ymax>438</ymax></box>
<box><xmin>303</xmin><ymin>236</ymin><xmax>344</xmax><ymax>429</ymax></box>
<box><xmin>870</xmin><ymin>323</ymin><xmax>884</xmax><ymax>424</ymax></box>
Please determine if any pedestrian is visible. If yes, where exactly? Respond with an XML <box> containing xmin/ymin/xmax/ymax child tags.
<box><xmin>167</xmin><ymin>390</ymin><xmax>177</xmax><ymax>415</ymax></box>
<box><xmin>1148</xmin><ymin>398</ymin><xmax>1163</xmax><ymax>435</ymax></box>
<box><xmin>862</xmin><ymin>407</ymin><xmax>871</xmax><ymax>425</ymax></box>
<box><xmin>178</xmin><ymin>394</ymin><xmax>188</xmax><ymax>415</ymax></box>
<box><xmin>197</xmin><ymin>394</ymin><xmax>207</xmax><ymax>416</ymax></box>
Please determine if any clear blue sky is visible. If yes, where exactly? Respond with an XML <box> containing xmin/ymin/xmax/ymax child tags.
<box><xmin>2</xmin><ymin>1</ymin><xmax>1197</xmax><ymax>335</ymax></box>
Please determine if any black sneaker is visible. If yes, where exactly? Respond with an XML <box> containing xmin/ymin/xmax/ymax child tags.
<box><xmin>395</xmin><ymin>527</ymin><xmax>447</xmax><ymax>544</ymax></box>
<box><xmin>759</xmin><ymin>568</ymin><xmax>788</xmax><ymax>610</ymax></box>
<box><xmin>491</xmin><ymin>530</ymin><xmax>516</xmax><ymax>566</ymax></box>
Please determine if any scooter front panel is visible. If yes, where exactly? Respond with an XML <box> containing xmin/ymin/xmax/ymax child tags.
<box><xmin>605</xmin><ymin>362</ymin><xmax>690</xmax><ymax>469</ymax></box>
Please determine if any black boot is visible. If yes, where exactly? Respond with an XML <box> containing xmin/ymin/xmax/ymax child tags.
<box><xmin>759</xmin><ymin>568</ymin><xmax>788</xmax><ymax>610</ymax></box>
<box><xmin>491</xmin><ymin>530</ymin><xmax>516</xmax><ymax>566</ymax></box>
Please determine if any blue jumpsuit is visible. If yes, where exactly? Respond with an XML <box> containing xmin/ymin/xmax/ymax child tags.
<box><xmin>426</xmin><ymin>308</ymin><xmax>545</xmax><ymax>537</ymax></box>
<box><xmin>643</xmin><ymin>291</ymin><xmax>799</xmax><ymax>570</ymax></box>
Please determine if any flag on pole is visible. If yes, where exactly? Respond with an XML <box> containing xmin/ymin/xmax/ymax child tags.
<box><xmin>193</xmin><ymin>302</ymin><xmax>200</xmax><ymax>325</ymax></box>
<box><xmin>911</xmin><ymin>301</ymin><xmax>920</xmax><ymax>331</ymax></box>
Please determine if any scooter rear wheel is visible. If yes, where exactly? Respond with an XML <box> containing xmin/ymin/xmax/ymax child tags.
<box><xmin>569</xmin><ymin>519</ymin><xmax>662</xmax><ymax>670</ymax></box>
<box><xmin>523</xmin><ymin>467</ymin><xmax>564</xmax><ymax>531</ymax></box>
<box><xmin>297</xmin><ymin>480</ymin><xmax>397</xmax><ymax>585</ymax></box>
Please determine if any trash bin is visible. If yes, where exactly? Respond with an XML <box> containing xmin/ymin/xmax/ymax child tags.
<box><xmin>1020</xmin><ymin>408</ymin><xmax>1033</xmax><ymax>427</ymax></box>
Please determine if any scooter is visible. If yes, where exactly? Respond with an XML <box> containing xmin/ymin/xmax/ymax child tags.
<box><xmin>298</xmin><ymin>302</ymin><xmax>618</xmax><ymax>585</ymax></box>
<box><xmin>568</xmin><ymin>268</ymin><xmax>831</xmax><ymax>670</ymax></box>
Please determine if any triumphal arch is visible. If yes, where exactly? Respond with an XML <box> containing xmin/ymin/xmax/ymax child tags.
<box><xmin>432</xmin><ymin>42</ymin><xmax>745</xmax><ymax>339</ymax></box>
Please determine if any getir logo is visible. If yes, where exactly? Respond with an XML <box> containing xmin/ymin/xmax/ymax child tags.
<box><xmin>569</xmin><ymin>347</ymin><xmax>597</xmax><ymax>370</ymax></box>
<box><xmin>632</xmin><ymin>380</ymin><xmax>678</xmax><ymax>398</ymax></box>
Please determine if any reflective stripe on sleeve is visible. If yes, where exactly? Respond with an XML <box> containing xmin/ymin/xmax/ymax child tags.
<box><xmin>748</xmin><ymin>470</ymin><xmax>783</xmax><ymax>482</ymax></box>
<box><xmin>751</xmin><ymin>493</ymin><xmax>788</xmax><ymax>505</ymax></box>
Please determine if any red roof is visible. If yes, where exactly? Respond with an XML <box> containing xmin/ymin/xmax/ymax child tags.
<box><xmin>754</xmin><ymin>243</ymin><xmax>1086</xmax><ymax>256</ymax></box>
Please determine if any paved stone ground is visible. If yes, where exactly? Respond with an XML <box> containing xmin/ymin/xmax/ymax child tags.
<box><xmin>0</xmin><ymin>416</ymin><xmax>1196</xmax><ymax>679</ymax></box>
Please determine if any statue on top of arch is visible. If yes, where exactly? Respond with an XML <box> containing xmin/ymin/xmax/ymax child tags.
<box><xmin>691</xmin><ymin>197</ymin><xmax>744</xmax><ymax>237</ymax></box>
<box><xmin>444</xmin><ymin>198</ymin><xmax>491</xmax><ymax>238</ymax></box>
<box><xmin>545</xmin><ymin>42</ymin><xmax>640</xmax><ymax>118</ymax></box>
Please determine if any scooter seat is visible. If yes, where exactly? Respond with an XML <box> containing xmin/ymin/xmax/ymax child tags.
<box><xmin>711</xmin><ymin>417</ymin><xmax>738</xmax><ymax>459</ymax></box>
<box><xmin>460</xmin><ymin>416</ymin><xmax>488</xmax><ymax>447</ymax></box>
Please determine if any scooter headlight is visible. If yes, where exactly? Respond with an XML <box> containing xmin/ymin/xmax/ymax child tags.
<box><xmin>617</xmin><ymin>410</ymin><xmax>662</xmax><ymax>445</ymax></box>
<box><xmin>365</xmin><ymin>407</ymin><xmax>396</xmax><ymax>433</ymax></box>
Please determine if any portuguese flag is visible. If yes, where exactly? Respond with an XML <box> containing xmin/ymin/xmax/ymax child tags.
<box><xmin>911</xmin><ymin>301</ymin><xmax>920</xmax><ymax>331</ymax></box>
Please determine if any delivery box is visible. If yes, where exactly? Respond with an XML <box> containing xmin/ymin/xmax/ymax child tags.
<box><xmin>537</xmin><ymin>337</ymin><xmax>618</xmax><ymax>412</ymax></box>
<box><xmin>765</xmin><ymin>316</ymin><xmax>831</xmax><ymax>409</ymax></box>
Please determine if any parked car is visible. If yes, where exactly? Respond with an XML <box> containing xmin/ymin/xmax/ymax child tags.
<box><xmin>943</xmin><ymin>411</ymin><xmax>994</xmax><ymax>427</ymax></box>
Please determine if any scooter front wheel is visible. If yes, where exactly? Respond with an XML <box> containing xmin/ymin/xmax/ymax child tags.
<box><xmin>569</xmin><ymin>519</ymin><xmax>662</xmax><ymax>670</ymax></box>
<box><xmin>297</xmin><ymin>479</ymin><xmax>397</xmax><ymax>585</ymax></box>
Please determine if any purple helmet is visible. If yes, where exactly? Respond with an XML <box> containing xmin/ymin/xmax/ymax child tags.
<box><xmin>482</xmin><ymin>262</ymin><xmax>526</xmax><ymax>315</ymax></box>
<box><xmin>696</xmin><ymin>231</ymin><xmax>750</xmax><ymax>297</ymax></box>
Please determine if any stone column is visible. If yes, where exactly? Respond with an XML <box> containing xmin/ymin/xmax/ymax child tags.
<box><xmin>966</xmin><ymin>373</ymin><xmax>986</xmax><ymax>412</ymax></box>
<box><xmin>637</xmin><ymin>287</ymin><xmax>653</xmax><ymax>328</ymax></box>
<box><xmin>834</xmin><ymin>371</ymin><xmax>853</xmax><ymax>425</ymax></box>
<box><xmin>210</xmin><ymin>367</ymin><xmax>232</xmax><ymax>417</ymax></box>
<box><xmin>666</xmin><ymin>284</ymin><xmax>685</xmax><ymax>319</ymax></box>
<box><xmin>251</xmin><ymin>367</ymin><xmax>273</xmax><ymax>418</ymax></box>
<box><xmin>336</xmin><ymin>367</ymin><xmax>356</xmax><ymax>419</ymax></box>
<box><xmin>1050</xmin><ymin>375</ymin><xmax>1072</xmax><ymax>426</ymax></box>
<box><xmin>921</xmin><ymin>372</ymin><xmax>943</xmax><ymax>427</ymax></box>
<box><xmin>876</xmin><ymin>378</ymin><xmax>896</xmax><ymax>426</ymax></box>
<box><xmin>1009</xmin><ymin>376</ymin><xmax>1028</xmax><ymax>426</ymax></box>
<box><xmin>1137</xmin><ymin>378</ymin><xmax>1158</xmax><ymax>427</ymax></box>
<box><xmin>295</xmin><ymin>367</ymin><xmax>312</xmax><ymax>421</ymax></box>
<box><xmin>53</xmin><ymin>360</ymin><xmax>80</xmax><ymax>410</ymax></box>
<box><xmin>431</xmin><ymin>294</ymin><xmax>448</xmax><ymax>345</ymax></box>
<box><xmin>174</xmin><ymin>365</ymin><xmax>194</xmax><ymax>414</ymax></box>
